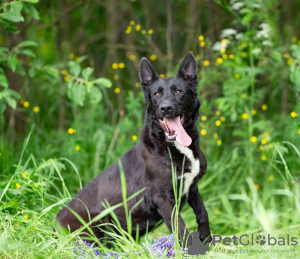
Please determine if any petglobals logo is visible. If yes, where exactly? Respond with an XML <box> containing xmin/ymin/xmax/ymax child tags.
<box><xmin>212</xmin><ymin>234</ymin><xmax>298</xmax><ymax>246</ymax></box>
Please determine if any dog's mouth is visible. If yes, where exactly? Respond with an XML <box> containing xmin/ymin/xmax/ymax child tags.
<box><xmin>159</xmin><ymin>113</ymin><xmax>192</xmax><ymax>147</ymax></box>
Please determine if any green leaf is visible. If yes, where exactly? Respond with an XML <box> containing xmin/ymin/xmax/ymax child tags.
<box><xmin>88</xmin><ymin>86</ymin><xmax>102</xmax><ymax>104</ymax></box>
<box><xmin>4</xmin><ymin>88</ymin><xmax>21</xmax><ymax>99</ymax></box>
<box><xmin>82</xmin><ymin>67</ymin><xmax>94</xmax><ymax>80</ymax></box>
<box><xmin>28</xmin><ymin>68</ymin><xmax>36</xmax><ymax>78</ymax></box>
<box><xmin>291</xmin><ymin>44</ymin><xmax>300</xmax><ymax>59</ymax></box>
<box><xmin>68</xmin><ymin>61</ymin><xmax>81</xmax><ymax>76</ymax></box>
<box><xmin>0</xmin><ymin>2</ymin><xmax>24</xmax><ymax>23</ymax></box>
<box><xmin>21</xmin><ymin>0</ymin><xmax>39</xmax><ymax>3</ymax></box>
<box><xmin>4</xmin><ymin>96</ymin><xmax>17</xmax><ymax>109</ymax></box>
<box><xmin>0</xmin><ymin>100</ymin><xmax>6</xmax><ymax>113</ymax></box>
<box><xmin>0</xmin><ymin>18</ymin><xmax>18</xmax><ymax>33</ymax></box>
<box><xmin>7</xmin><ymin>54</ymin><xmax>19</xmax><ymax>72</ymax></box>
<box><xmin>0</xmin><ymin>74</ymin><xmax>8</xmax><ymax>88</ymax></box>
<box><xmin>23</xmin><ymin>4</ymin><xmax>40</xmax><ymax>20</ymax></box>
<box><xmin>290</xmin><ymin>67</ymin><xmax>300</xmax><ymax>86</ymax></box>
<box><xmin>16</xmin><ymin>40</ymin><xmax>37</xmax><ymax>49</ymax></box>
<box><xmin>93</xmin><ymin>78</ymin><xmax>112</xmax><ymax>88</ymax></box>
<box><xmin>68</xmin><ymin>83</ymin><xmax>86</xmax><ymax>106</ymax></box>
<box><xmin>17</xmin><ymin>49</ymin><xmax>36</xmax><ymax>58</ymax></box>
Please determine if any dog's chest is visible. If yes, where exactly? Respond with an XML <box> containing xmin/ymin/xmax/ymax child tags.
<box><xmin>174</xmin><ymin>141</ymin><xmax>200</xmax><ymax>195</ymax></box>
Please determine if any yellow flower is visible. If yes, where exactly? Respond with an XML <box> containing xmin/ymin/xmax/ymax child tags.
<box><xmin>298</xmin><ymin>129</ymin><xmax>300</xmax><ymax>134</ymax></box>
<box><xmin>251</xmin><ymin>110</ymin><xmax>256</xmax><ymax>115</ymax></box>
<box><xmin>201</xmin><ymin>115</ymin><xmax>207</xmax><ymax>121</ymax></box>
<box><xmin>64</xmin><ymin>75</ymin><xmax>70</xmax><ymax>82</ymax></box>
<box><xmin>220</xmin><ymin>116</ymin><xmax>225</xmax><ymax>122</ymax></box>
<box><xmin>198</xmin><ymin>35</ymin><xmax>204</xmax><ymax>41</ymax></box>
<box><xmin>22</xmin><ymin>171</ymin><xmax>28</xmax><ymax>178</ymax></box>
<box><xmin>166</xmin><ymin>72</ymin><xmax>170</xmax><ymax>77</ymax></box>
<box><xmin>200</xmin><ymin>41</ymin><xmax>205</xmax><ymax>47</ymax></box>
<box><xmin>241</xmin><ymin>41</ymin><xmax>248</xmax><ymax>47</ymax></box>
<box><xmin>260</xmin><ymin>145</ymin><xmax>264</xmax><ymax>150</ymax></box>
<box><xmin>200</xmin><ymin>129</ymin><xmax>207</xmax><ymax>136</ymax></box>
<box><xmin>114</xmin><ymin>88</ymin><xmax>120</xmax><ymax>94</ymax></box>
<box><xmin>291</xmin><ymin>37</ymin><xmax>297</xmax><ymax>43</ymax></box>
<box><xmin>287</xmin><ymin>59</ymin><xmax>293</xmax><ymax>65</ymax></box>
<box><xmin>242</xmin><ymin>113</ymin><xmax>248</xmax><ymax>119</ymax></box>
<box><xmin>112</xmin><ymin>63</ymin><xmax>118</xmax><ymax>69</ymax></box>
<box><xmin>215</xmin><ymin>120</ymin><xmax>221</xmax><ymax>127</ymax></box>
<box><xmin>23</xmin><ymin>101</ymin><xmax>30</xmax><ymax>108</ymax></box>
<box><xmin>16</xmin><ymin>183</ymin><xmax>20</xmax><ymax>188</ymax></box>
<box><xmin>242</xmin><ymin>93</ymin><xmax>247</xmax><ymax>98</ymax></box>
<box><xmin>142</xmin><ymin>30</ymin><xmax>146</xmax><ymax>34</ymax></box>
<box><xmin>11</xmin><ymin>226</ymin><xmax>14</xmax><ymax>231</ymax></box>
<box><xmin>250</xmin><ymin>136</ymin><xmax>257</xmax><ymax>143</ymax></box>
<box><xmin>213</xmin><ymin>133</ymin><xmax>218</xmax><ymax>139</ymax></box>
<box><xmin>216</xmin><ymin>57</ymin><xmax>223</xmax><ymax>64</ymax></box>
<box><xmin>129</xmin><ymin>54</ymin><xmax>136</xmax><ymax>60</ymax></box>
<box><xmin>163</xmin><ymin>55</ymin><xmax>168</xmax><ymax>60</ymax></box>
<box><xmin>284</xmin><ymin>53</ymin><xmax>290</xmax><ymax>58</ymax></box>
<box><xmin>220</xmin><ymin>48</ymin><xmax>226</xmax><ymax>53</ymax></box>
<box><xmin>217</xmin><ymin>139</ymin><xmax>222</xmax><ymax>145</ymax></box>
<box><xmin>159</xmin><ymin>74</ymin><xmax>165</xmax><ymax>78</ymax></box>
<box><xmin>261</xmin><ymin>104</ymin><xmax>268</xmax><ymax>111</ymax></box>
<box><xmin>135</xmin><ymin>82</ymin><xmax>140</xmax><ymax>88</ymax></box>
<box><xmin>298</xmin><ymin>40</ymin><xmax>300</xmax><ymax>45</ymax></box>
<box><xmin>19</xmin><ymin>99</ymin><xmax>24</xmax><ymax>104</ymax></box>
<box><xmin>221</xmin><ymin>39</ymin><xmax>227</xmax><ymax>44</ymax></box>
<box><xmin>130</xmin><ymin>20</ymin><xmax>135</xmax><ymax>25</ymax></box>
<box><xmin>234</xmin><ymin>73</ymin><xmax>240</xmax><ymax>79</ymax></box>
<box><xmin>132</xmin><ymin>135</ymin><xmax>137</xmax><ymax>141</ymax></box>
<box><xmin>269</xmin><ymin>176</ymin><xmax>274</xmax><ymax>181</ymax></box>
<box><xmin>75</xmin><ymin>145</ymin><xmax>80</xmax><ymax>151</ymax></box>
<box><xmin>118</xmin><ymin>63</ymin><xmax>125</xmax><ymax>69</ymax></box>
<box><xmin>148</xmin><ymin>29</ymin><xmax>153</xmax><ymax>34</ymax></box>
<box><xmin>68</xmin><ymin>128</ymin><xmax>75</xmax><ymax>134</ymax></box>
<box><xmin>135</xmin><ymin>24</ymin><xmax>141</xmax><ymax>31</ymax></box>
<box><xmin>215</xmin><ymin>110</ymin><xmax>220</xmax><ymax>116</ymax></box>
<box><xmin>33</xmin><ymin>106</ymin><xmax>40</xmax><ymax>113</ymax></box>
<box><xmin>261</xmin><ymin>155</ymin><xmax>267</xmax><ymax>161</ymax></box>
<box><xmin>269</xmin><ymin>143</ymin><xmax>274</xmax><ymax>149</ymax></box>
<box><xmin>69</xmin><ymin>53</ymin><xmax>75</xmax><ymax>59</ymax></box>
<box><xmin>222</xmin><ymin>54</ymin><xmax>228</xmax><ymax>59</ymax></box>
<box><xmin>290</xmin><ymin>111</ymin><xmax>297</xmax><ymax>118</ymax></box>
<box><xmin>150</xmin><ymin>55</ymin><xmax>157</xmax><ymax>61</ymax></box>
<box><xmin>229</xmin><ymin>54</ymin><xmax>234</xmax><ymax>59</ymax></box>
<box><xmin>24</xmin><ymin>215</ymin><xmax>28</xmax><ymax>219</ymax></box>
<box><xmin>255</xmin><ymin>184</ymin><xmax>259</xmax><ymax>190</ymax></box>
<box><xmin>203</xmin><ymin>60</ymin><xmax>210</xmax><ymax>66</ymax></box>
<box><xmin>241</xmin><ymin>52</ymin><xmax>248</xmax><ymax>58</ymax></box>
<box><xmin>125</xmin><ymin>26</ymin><xmax>132</xmax><ymax>34</ymax></box>
<box><xmin>61</xmin><ymin>69</ymin><xmax>68</xmax><ymax>75</ymax></box>
<box><xmin>261</xmin><ymin>138</ymin><xmax>267</xmax><ymax>145</ymax></box>
<box><xmin>75</xmin><ymin>57</ymin><xmax>80</xmax><ymax>62</ymax></box>
<box><xmin>113</xmin><ymin>74</ymin><xmax>119</xmax><ymax>80</ymax></box>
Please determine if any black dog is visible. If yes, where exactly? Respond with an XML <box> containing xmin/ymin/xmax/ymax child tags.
<box><xmin>56</xmin><ymin>52</ymin><xmax>211</xmax><ymax>247</ymax></box>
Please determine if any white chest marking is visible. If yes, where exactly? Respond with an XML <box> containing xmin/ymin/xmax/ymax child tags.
<box><xmin>174</xmin><ymin>141</ymin><xmax>200</xmax><ymax>195</ymax></box>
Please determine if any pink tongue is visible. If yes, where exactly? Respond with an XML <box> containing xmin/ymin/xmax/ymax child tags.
<box><xmin>165</xmin><ymin>117</ymin><xmax>192</xmax><ymax>147</ymax></box>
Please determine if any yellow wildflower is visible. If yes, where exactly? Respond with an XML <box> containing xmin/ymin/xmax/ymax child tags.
<box><xmin>216</xmin><ymin>57</ymin><xmax>223</xmax><ymax>64</ymax></box>
<box><xmin>217</xmin><ymin>139</ymin><xmax>222</xmax><ymax>145</ymax></box>
<box><xmin>203</xmin><ymin>60</ymin><xmax>210</xmax><ymax>66</ymax></box>
<box><xmin>261</xmin><ymin>138</ymin><xmax>267</xmax><ymax>145</ymax></box>
<box><xmin>200</xmin><ymin>129</ymin><xmax>207</xmax><ymax>136</ymax></box>
<box><xmin>229</xmin><ymin>54</ymin><xmax>234</xmax><ymax>59</ymax></box>
<box><xmin>269</xmin><ymin>176</ymin><xmax>274</xmax><ymax>181</ymax></box>
<box><xmin>262</xmin><ymin>104</ymin><xmax>268</xmax><ymax>111</ymax></box>
<box><xmin>200</xmin><ymin>41</ymin><xmax>205</xmax><ymax>47</ymax></box>
<box><xmin>201</xmin><ymin>115</ymin><xmax>207</xmax><ymax>121</ymax></box>
<box><xmin>135</xmin><ymin>82</ymin><xmax>140</xmax><ymax>88</ymax></box>
<box><xmin>234</xmin><ymin>73</ymin><xmax>240</xmax><ymax>79</ymax></box>
<box><xmin>125</xmin><ymin>26</ymin><xmax>132</xmax><ymax>34</ymax></box>
<box><xmin>242</xmin><ymin>113</ymin><xmax>248</xmax><ymax>119</ymax></box>
<box><xmin>69</xmin><ymin>53</ymin><xmax>75</xmax><ymax>59</ymax></box>
<box><xmin>215</xmin><ymin>110</ymin><xmax>220</xmax><ymax>116</ymax></box>
<box><xmin>33</xmin><ymin>106</ymin><xmax>40</xmax><ymax>113</ymax></box>
<box><xmin>130</xmin><ymin>20</ymin><xmax>135</xmax><ymax>25</ymax></box>
<box><xmin>290</xmin><ymin>111</ymin><xmax>297</xmax><ymax>118</ymax></box>
<box><xmin>75</xmin><ymin>57</ymin><xmax>80</xmax><ymax>62</ymax></box>
<box><xmin>298</xmin><ymin>129</ymin><xmax>300</xmax><ymax>134</ymax></box>
<box><xmin>16</xmin><ymin>183</ymin><xmax>20</xmax><ymax>188</ymax></box>
<box><xmin>260</xmin><ymin>145</ymin><xmax>264</xmax><ymax>150</ymax></box>
<box><xmin>163</xmin><ymin>55</ymin><xmax>168</xmax><ymax>60</ymax></box>
<box><xmin>75</xmin><ymin>145</ymin><xmax>80</xmax><ymax>151</ymax></box>
<box><xmin>250</xmin><ymin>136</ymin><xmax>257</xmax><ymax>143</ymax></box>
<box><xmin>61</xmin><ymin>69</ymin><xmax>68</xmax><ymax>75</ymax></box>
<box><xmin>159</xmin><ymin>74</ymin><xmax>165</xmax><ymax>78</ymax></box>
<box><xmin>261</xmin><ymin>155</ymin><xmax>267</xmax><ymax>161</ymax></box>
<box><xmin>221</xmin><ymin>39</ymin><xmax>227</xmax><ymax>44</ymax></box>
<box><xmin>291</xmin><ymin>37</ymin><xmax>297</xmax><ymax>43</ymax></box>
<box><xmin>24</xmin><ymin>215</ymin><xmax>28</xmax><ymax>219</ymax></box>
<box><xmin>112</xmin><ymin>63</ymin><xmax>118</xmax><ymax>69</ymax></box>
<box><xmin>251</xmin><ymin>110</ymin><xmax>256</xmax><ymax>115</ymax></box>
<box><xmin>148</xmin><ymin>29</ymin><xmax>153</xmax><ymax>34</ymax></box>
<box><xmin>150</xmin><ymin>55</ymin><xmax>157</xmax><ymax>61</ymax></box>
<box><xmin>220</xmin><ymin>116</ymin><xmax>225</xmax><ymax>122</ymax></box>
<box><xmin>64</xmin><ymin>75</ymin><xmax>70</xmax><ymax>82</ymax></box>
<box><xmin>114</xmin><ymin>88</ymin><xmax>120</xmax><ymax>94</ymax></box>
<box><xmin>255</xmin><ymin>184</ymin><xmax>259</xmax><ymax>190</ymax></box>
<box><xmin>132</xmin><ymin>135</ymin><xmax>138</xmax><ymax>141</ymax></box>
<box><xmin>222</xmin><ymin>54</ymin><xmax>228</xmax><ymax>59</ymax></box>
<box><xmin>213</xmin><ymin>133</ymin><xmax>218</xmax><ymax>139</ymax></box>
<box><xmin>287</xmin><ymin>59</ymin><xmax>293</xmax><ymax>65</ymax></box>
<box><xmin>198</xmin><ymin>35</ymin><xmax>204</xmax><ymax>41</ymax></box>
<box><xmin>113</xmin><ymin>74</ymin><xmax>119</xmax><ymax>80</ymax></box>
<box><xmin>242</xmin><ymin>93</ymin><xmax>247</xmax><ymax>98</ymax></box>
<box><xmin>23</xmin><ymin>101</ymin><xmax>30</xmax><ymax>108</ymax></box>
<box><xmin>22</xmin><ymin>171</ymin><xmax>28</xmax><ymax>178</ymax></box>
<box><xmin>215</xmin><ymin>120</ymin><xmax>221</xmax><ymax>127</ymax></box>
<box><xmin>142</xmin><ymin>30</ymin><xmax>146</xmax><ymax>34</ymax></box>
<box><xmin>68</xmin><ymin>128</ymin><xmax>75</xmax><ymax>134</ymax></box>
<box><xmin>118</xmin><ymin>63</ymin><xmax>125</xmax><ymax>69</ymax></box>
<box><xmin>135</xmin><ymin>24</ymin><xmax>141</xmax><ymax>31</ymax></box>
<box><xmin>284</xmin><ymin>53</ymin><xmax>290</xmax><ymax>58</ymax></box>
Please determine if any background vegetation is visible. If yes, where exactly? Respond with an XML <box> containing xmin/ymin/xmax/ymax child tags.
<box><xmin>0</xmin><ymin>0</ymin><xmax>299</xmax><ymax>258</ymax></box>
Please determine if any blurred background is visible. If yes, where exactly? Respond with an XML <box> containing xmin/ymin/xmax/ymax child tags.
<box><xmin>0</xmin><ymin>0</ymin><xmax>300</xmax><ymax>257</ymax></box>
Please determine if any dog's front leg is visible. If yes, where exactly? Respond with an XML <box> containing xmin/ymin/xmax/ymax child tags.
<box><xmin>188</xmin><ymin>185</ymin><xmax>212</xmax><ymax>244</ymax></box>
<box><xmin>154</xmin><ymin>195</ymin><xmax>191</xmax><ymax>247</ymax></box>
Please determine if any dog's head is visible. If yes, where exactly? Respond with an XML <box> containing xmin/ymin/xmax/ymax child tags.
<box><xmin>139</xmin><ymin>52</ymin><xmax>200</xmax><ymax>147</ymax></box>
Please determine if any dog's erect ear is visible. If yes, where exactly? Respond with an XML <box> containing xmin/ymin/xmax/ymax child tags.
<box><xmin>177</xmin><ymin>52</ymin><xmax>198</xmax><ymax>85</ymax></box>
<box><xmin>139</xmin><ymin>57</ymin><xmax>159</xmax><ymax>87</ymax></box>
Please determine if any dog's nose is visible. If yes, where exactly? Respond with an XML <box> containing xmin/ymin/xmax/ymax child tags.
<box><xmin>160</xmin><ymin>103</ymin><xmax>173</xmax><ymax>114</ymax></box>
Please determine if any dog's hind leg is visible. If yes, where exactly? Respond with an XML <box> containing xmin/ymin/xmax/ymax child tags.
<box><xmin>188</xmin><ymin>185</ymin><xmax>212</xmax><ymax>244</ymax></box>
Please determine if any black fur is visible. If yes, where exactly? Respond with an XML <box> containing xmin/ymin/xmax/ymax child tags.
<box><xmin>56</xmin><ymin>52</ymin><xmax>211</xmax><ymax>247</ymax></box>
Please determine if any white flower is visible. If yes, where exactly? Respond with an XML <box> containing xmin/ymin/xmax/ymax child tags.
<box><xmin>256</xmin><ymin>23</ymin><xmax>271</xmax><ymax>38</ymax></box>
<box><xmin>253</xmin><ymin>3</ymin><xmax>261</xmax><ymax>8</ymax></box>
<box><xmin>262</xmin><ymin>40</ymin><xmax>273</xmax><ymax>46</ymax></box>
<box><xmin>232</xmin><ymin>2</ymin><xmax>244</xmax><ymax>10</ymax></box>
<box><xmin>212</xmin><ymin>41</ymin><xmax>221</xmax><ymax>51</ymax></box>
<box><xmin>235</xmin><ymin>33</ymin><xmax>243</xmax><ymax>40</ymax></box>
<box><xmin>221</xmin><ymin>28</ymin><xmax>237</xmax><ymax>38</ymax></box>
<box><xmin>251</xmin><ymin>48</ymin><xmax>262</xmax><ymax>55</ymax></box>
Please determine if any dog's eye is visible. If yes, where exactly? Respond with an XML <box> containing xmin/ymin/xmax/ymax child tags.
<box><xmin>176</xmin><ymin>90</ymin><xmax>182</xmax><ymax>95</ymax></box>
<box><xmin>154</xmin><ymin>92</ymin><xmax>161</xmax><ymax>97</ymax></box>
